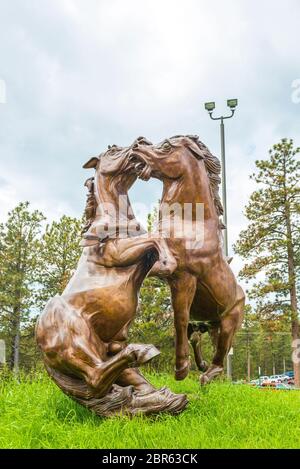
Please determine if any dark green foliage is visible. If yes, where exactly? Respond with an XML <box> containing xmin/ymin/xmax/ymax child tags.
<box><xmin>0</xmin><ymin>202</ymin><xmax>45</xmax><ymax>371</ymax></box>
<box><xmin>234</xmin><ymin>139</ymin><xmax>300</xmax><ymax>385</ymax></box>
<box><xmin>0</xmin><ymin>205</ymin><xmax>82</xmax><ymax>371</ymax></box>
<box><xmin>37</xmin><ymin>215</ymin><xmax>83</xmax><ymax>303</ymax></box>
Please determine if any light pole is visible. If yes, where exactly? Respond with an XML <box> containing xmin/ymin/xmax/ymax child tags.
<box><xmin>204</xmin><ymin>98</ymin><xmax>238</xmax><ymax>381</ymax></box>
<box><xmin>204</xmin><ymin>99</ymin><xmax>238</xmax><ymax>257</ymax></box>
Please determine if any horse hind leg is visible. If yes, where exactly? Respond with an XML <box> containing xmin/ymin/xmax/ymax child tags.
<box><xmin>37</xmin><ymin>297</ymin><xmax>159</xmax><ymax>399</ymax></box>
<box><xmin>45</xmin><ymin>335</ymin><xmax>187</xmax><ymax>417</ymax></box>
<box><xmin>50</xmin><ymin>331</ymin><xmax>160</xmax><ymax>399</ymax></box>
<box><xmin>37</xmin><ymin>297</ymin><xmax>107</xmax><ymax>394</ymax></box>
<box><xmin>169</xmin><ymin>273</ymin><xmax>197</xmax><ymax>381</ymax></box>
<box><xmin>200</xmin><ymin>293</ymin><xmax>245</xmax><ymax>385</ymax></box>
<box><xmin>188</xmin><ymin>323</ymin><xmax>209</xmax><ymax>372</ymax></box>
<box><xmin>38</xmin><ymin>298</ymin><xmax>187</xmax><ymax>416</ymax></box>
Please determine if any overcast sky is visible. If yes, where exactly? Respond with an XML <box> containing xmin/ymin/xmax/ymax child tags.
<box><xmin>0</xmin><ymin>0</ymin><xmax>300</xmax><ymax>279</ymax></box>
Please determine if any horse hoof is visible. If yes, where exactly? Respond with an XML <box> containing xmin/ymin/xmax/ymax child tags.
<box><xmin>175</xmin><ymin>362</ymin><xmax>190</xmax><ymax>381</ymax></box>
<box><xmin>130</xmin><ymin>387</ymin><xmax>188</xmax><ymax>415</ymax></box>
<box><xmin>132</xmin><ymin>344</ymin><xmax>161</xmax><ymax>364</ymax></box>
<box><xmin>200</xmin><ymin>365</ymin><xmax>223</xmax><ymax>385</ymax></box>
<box><xmin>200</xmin><ymin>374</ymin><xmax>210</xmax><ymax>386</ymax></box>
<box><xmin>149</xmin><ymin>258</ymin><xmax>177</xmax><ymax>277</ymax></box>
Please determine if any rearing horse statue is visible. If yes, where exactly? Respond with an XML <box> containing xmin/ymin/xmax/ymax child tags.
<box><xmin>36</xmin><ymin>138</ymin><xmax>187</xmax><ymax>416</ymax></box>
<box><xmin>129</xmin><ymin>135</ymin><xmax>245</xmax><ymax>384</ymax></box>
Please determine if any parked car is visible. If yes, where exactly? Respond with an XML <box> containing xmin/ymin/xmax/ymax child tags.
<box><xmin>259</xmin><ymin>383</ymin><xmax>291</xmax><ymax>391</ymax></box>
<box><xmin>269</xmin><ymin>375</ymin><xmax>284</xmax><ymax>383</ymax></box>
<box><xmin>278</xmin><ymin>374</ymin><xmax>290</xmax><ymax>382</ymax></box>
<box><xmin>259</xmin><ymin>376</ymin><xmax>269</xmax><ymax>382</ymax></box>
<box><xmin>274</xmin><ymin>383</ymin><xmax>291</xmax><ymax>390</ymax></box>
<box><xmin>285</xmin><ymin>371</ymin><xmax>294</xmax><ymax>378</ymax></box>
<box><xmin>261</xmin><ymin>380</ymin><xmax>276</xmax><ymax>387</ymax></box>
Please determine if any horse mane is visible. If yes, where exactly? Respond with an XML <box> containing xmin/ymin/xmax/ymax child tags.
<box><xmin>171</xmin><ymin>135</ymin><xmax>224</xmax><ymax>217</ymax></box>
<box><xmin>82</xmin><ymin>177</ymin><xmax>97</xmax><ymax>234</ymax></box>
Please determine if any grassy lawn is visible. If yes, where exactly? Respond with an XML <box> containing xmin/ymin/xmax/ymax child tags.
<box><xmin>0</xmin><ymin>371</ymin><xmax>300</xmax><ymax>449</ymax></box>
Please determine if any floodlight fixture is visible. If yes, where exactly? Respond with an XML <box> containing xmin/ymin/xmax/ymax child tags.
<box><xmin>227</xmin><ymin>98</ymin><xmax>238</xmax><ymax>110</ymax></box>
<box><xmin>204</xmin><ymin>102</ymin><xmax>216</xmax><ymax>112</ymax></box>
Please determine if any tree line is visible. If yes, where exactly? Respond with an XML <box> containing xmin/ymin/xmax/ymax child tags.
<box><xmin>0</xmin><ymin>206</ymin><xmax>82</xmax><ymax>371</ymax></box>
<box><xmin>234</xmin><ymin>139</ymin><xmax>300</xmax><ymax>386</ymax></box>
<box><xmin>0</xmin><ymin>139</ymin><xmax>299</xmax><ymax>385</ymax></box>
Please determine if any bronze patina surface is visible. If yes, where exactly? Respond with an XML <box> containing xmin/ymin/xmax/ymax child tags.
<box><xmin>36</xmin><ymin>138</ymin><xmax>186</xmax><ymax>416</ymax></box>
<box><xmin>36</xmin><ymin>134</ymin><xmax>244</xmax><ymax>417</ymax></box>
<box><xmin>130</xmin><ymin>135</ymin><xmax>245</xmax><ymax>384</ymax></box>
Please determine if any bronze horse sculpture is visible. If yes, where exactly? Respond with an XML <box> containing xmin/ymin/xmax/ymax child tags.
<box><xmin>36</xmin><ymin>138</ymin><xmax>187</xmax><ymax>416</ymax></box>
<box><xmin>129</xmin><ymin>135</ymin><xmax>245</xmax><ymax>384</ymax></box>
<box><xmin>36</xmin><ymin>134</ymin><xmax>244</xmax><ymax>417</ymax></box>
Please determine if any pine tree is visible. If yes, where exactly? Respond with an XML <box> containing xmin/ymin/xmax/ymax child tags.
<box><xmin>0</xmin><ymin>202</ymin><xmax>45</xmax><ymax>371</ymax></box>
<box><xmin>37</xmin><ymin>215</ymin><xmax>83</xmax><ymax>304</ymax></box>
<box><xmin>234</xmin><ymin>139</ymin><xmax>300</xmax><ymax>386</ymax></box>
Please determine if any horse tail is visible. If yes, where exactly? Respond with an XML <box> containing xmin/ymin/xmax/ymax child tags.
<box><xmin>44</xmin><ymin>363</ymin><xmax>133</xmax><ymax>417</ymax></box>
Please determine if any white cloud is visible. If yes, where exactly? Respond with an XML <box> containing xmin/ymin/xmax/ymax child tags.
<box><xmin>0</xmin><ymin>0</ymin><xmax>300</xmax><ymax>284</ymax></box>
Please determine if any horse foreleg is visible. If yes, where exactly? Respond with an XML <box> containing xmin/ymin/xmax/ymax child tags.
<box><xmin>107</xmin><ymin>337</ymin><xmax>155</xmax><ymax>393</ymax></box>
<box><xmin>98</xmin><ymin>237</ymin><xmax>177</xmax><ymax>275</ymax></box>
<box><xmin>169</xmin><ymin>273</ymin><xmax>197</xmax><ymax>380</ymax></box>
<box><xmin>87</xmin><ymin>345</ymin><xmax>154</xmax><ymax>397</ymax></box>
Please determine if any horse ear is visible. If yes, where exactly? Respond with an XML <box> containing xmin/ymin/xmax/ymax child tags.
<box><xmin>186</xmin><ymin>138</ymin><xmax>203</xmax><ymax>160</ymax></box>
<box><xmin>83</xmin><ymin>157</ymin><xmax>99</xmax><ymax>169</ymax></box>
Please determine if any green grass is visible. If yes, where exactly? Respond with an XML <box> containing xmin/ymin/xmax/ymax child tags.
<box><xmin>0</xmin><ymin>371</ymin><xmax>300</xmax><ymax>449</ymax></box>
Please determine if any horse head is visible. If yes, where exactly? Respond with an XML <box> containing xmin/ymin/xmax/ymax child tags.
<box><xmin>129</xmin><ymin>135</ymin><xmax>207</xmax><ymax>180</ymax></box>
<box><xmin>83</xmin><ymin>136</ymin><xmax>153</xmax><ymax>188</ymax></box>
<box><xmin>129</xmin><ymin>135</ymin><xmax>223</xmax><ymax>217</ymax></box>
<box><xmin>81</xmin><ymin>137</ymin><xmax>152</xmax><ymax>245</ymax></box>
